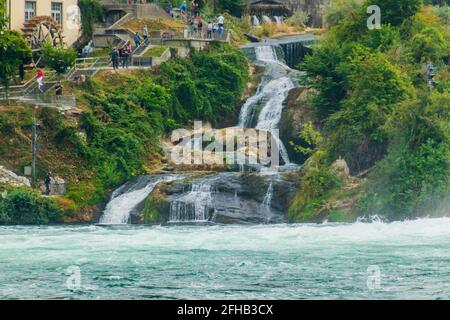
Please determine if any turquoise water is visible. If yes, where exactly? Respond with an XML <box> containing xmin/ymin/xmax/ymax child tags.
<box><xmin>0</xmin><ymin>218</ymin><xmax>449</xmax><ymax>300</ymax></box>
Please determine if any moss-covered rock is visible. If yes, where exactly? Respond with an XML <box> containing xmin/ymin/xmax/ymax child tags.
<box><xmin>140</xmin><ymin>183</ymin><xmax>170</xmax><ymax>224</ymax></box>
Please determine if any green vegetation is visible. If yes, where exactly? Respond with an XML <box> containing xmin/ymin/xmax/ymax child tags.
<box><xmin>143</xmin><ymin>46</ymin><xmax>174</xmax><ymax>57</ymax></box>
<box><xmin>0</xmin><ymin>43</ymin><xmax>247</xmax><ymax>224</ymax></box>
<box><xmin>0</xmin><ymin>0</ymin><xmax>7</xmax><ymax>29</ymax></box>
<box><xmin>78</xmin><ymin>0</ymin><xmax>105</xmax><ymax>38</ymax></box>
<box><xmin>41</xmin><ymin>43</ymin><xmax>77</xmax><ymax>77</ymax></box>
<box><xmin>0</xmin><ymin>30</ymin><xmax>32</xmax><ymax>97</ymax></box>
<box><xmin>0</xmin><ymin>187</ymin><xmax>63</xmax><ymax>225</ymax></box>
<box><xmin>290</xmin><ymin>0</ymin><xmax>449</xmax><ymax>221</ymax></box>
<box><xmin>286</xmin><ymin>11</ymin><xmax>310</xmax><ymax>28</ymax></box>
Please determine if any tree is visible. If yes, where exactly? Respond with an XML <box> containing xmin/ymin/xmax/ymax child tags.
<box><xmin>78</xmin><ymin>0</ymin><xmax>105</xmax><ymax>38</ymax></box>
<box><xmin>0</xmin><ymin>30</ymin><xmax>32</xmax><ymax>98</ymax></box>
<box><xmin>41</xmin><ymin>42</ymin><xmax>77</xmax><ymax>78</ymax></box>
<box><xmin>0</xmin><ymin>0</ymin><xmax>7</xmax><ymax>29</ymax></box>
<box><xmin>370</xmin><ymin>0</ymin><xmax>423</xmax><ymax>26</ymax></box>
<box><xmin>324</xmin><ymin>46</ymin><xmax>413</xmax><ymax>172</ymax></box>
<box><xmin>407</xmin><ymin>26</ymin><xmax>447</xmax><ymax>63</ymax></box>
<box><xmin>286</xmin><ymin>10</ymin><xmax>310</xmax><ymax>28</ymax></box>
<box><xmin>216</xmin><ymin>0</ymin><xmax>243</xmax><ymax>17</ymax></box>
<box><xmin>323</xmin><ymin>0</ymin><xmax>365</xmax><ymax>27</ymax></box>
<box><xmin>360</xmin><ymin>92</ymin><xmax>450</xmax><ymax>219</ymax></box>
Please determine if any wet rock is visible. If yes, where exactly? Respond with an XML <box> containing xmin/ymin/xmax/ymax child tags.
<box><xmin>142</xmin><ymin>172</ymin><xmax>299</xmax><ymax>224</ymax></box>
<box><xmin>279</xmin><ymin>86</ymin><xmax>319</xmax><ymax>164</ymax></box>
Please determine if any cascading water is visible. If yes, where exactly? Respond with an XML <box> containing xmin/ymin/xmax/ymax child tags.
<box><xmin>100</xmin><ymin>175</ymin><xmax>177</xmax><ymax>224</ymax></box>
<box><xmin>262</xmin><ymin>181</ymin><xmax>274</xmax><ymax>208</ymax></box>
<box><xmin>252</xmin><ymin>15</ymin><xmax>260</xmax><ymax>26</ymax></box>
<box><xmin>238</xmin><ymin>46</ymin><xmax>295</xmax><ymax>165</ymax></box>
<box><xmin>100</xmin><ymin>44</ymin><xmax>302</xmax><ymax>225</ymax></box>
<box><xmin>274</xmin><ymin>16</ymin><xmax>283</xmax><ymax>26</ymax></box>
<box><xmin>169</xmin><ymin>183</ymin><xmax>213</xmax><ymax>222</ymax></box>
<box><xmin>262</xmin><ymin>15</ymin><xmax>273</xmax><ymax>24</ymax></box>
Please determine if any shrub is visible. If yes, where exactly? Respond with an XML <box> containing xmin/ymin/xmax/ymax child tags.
<box><xmin>286</xmin><ymin>10</ymin><xmax>310</xmax><ymax>28</ymax></box>
<box><xmin>0</xmin><ymin>188</ymin><xmax>63</xmax><ymax>225</ymax></box>
<box><xmin>41</xmin><ymin>42</ymin><xmax>77</xmax><ymax>76</ymax></box>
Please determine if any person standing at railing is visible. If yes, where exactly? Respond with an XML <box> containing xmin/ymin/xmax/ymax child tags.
<box><xmin>217</xmin><ymin>23</ymin><xmax>223</xmax><ymax>40</ymax></box>
<box><xmin>207</xmin><ymin>21</ymin><xmax>213</xmax><ymax>39</ymax></box>
<box><xmin>112</xmin><ymin>47</ymin><xmax>119</xmax><ymax>70</ymax></box>
<box><xmin>212</xmin><ymin>20</ymin><xmax>219</xmax><ymax>39</ymax></box>
<box><xmin>197</xmin><ymin>18</ymin><xmax>203</xmax><ymax>39</ymax></box>
<box><xmin>143</xmin><ymin>25</ymin><xmax>149</xmax><ymax>41</ymax></box>
<box><xmin>36</xmin><ymin>69</ymin><xmax>44</xmax><ymax>93</ymax></box>
<box><xmin>121</xmin><ymin>43</ymin><xmax>131</xmax><ymax>69</ymax></box>
<box><xmin>55</xmin><ymin>81</ymin><xmax>63</xmax><ymax>101</ymax></box>
<box><xmin>218</xmin><ymin>15</ymin><xmax>225</xmax><ymax>30</ymax></box>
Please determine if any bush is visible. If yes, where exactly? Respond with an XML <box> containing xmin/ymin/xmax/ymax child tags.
<box><xmin>288</xmin><ymin>161</ymin><xmax>342</xmax><ymax>222</ymax></box>
<box><xmin>286</xmin><ymin>10</ymin><xmax>310</xmax><ymax>28</ymax></box>
<box><xmin>41</xmin><ymin>42</ymin><xmax>77</xmax><ymax>76</ymax></box>
<box><xmin>0</xmin><ymin>188</ymin><xmax>63</xmax><ymax>225</ymax></box>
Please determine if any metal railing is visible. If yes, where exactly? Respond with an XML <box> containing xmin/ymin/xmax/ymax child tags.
<box><xmin>18</xmin><ymin>94</ymin><xmax>76</xmax><ymax>110</ymax></box>
<box><xmin>75</xmin><ymin>57</ymin><xmax>112</xmax><ymax>70</ymax></box>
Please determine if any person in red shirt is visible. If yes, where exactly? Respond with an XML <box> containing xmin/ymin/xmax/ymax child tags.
<box><xmin>36</xmin><ymin>69</ymin><xmax>44</xmax><ymax>92</ymax></box>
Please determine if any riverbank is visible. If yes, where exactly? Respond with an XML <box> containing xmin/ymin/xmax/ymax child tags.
<box><xmin>0</xmin><ymin>43</ymin><xmax>250</xmax><ymax>224</ymax></box>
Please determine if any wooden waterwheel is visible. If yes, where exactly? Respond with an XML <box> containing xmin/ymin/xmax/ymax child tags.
<box><xmin>21</xmin><ymin>16</ymin><xmax>65</xmax><ymax>51</ymax></box>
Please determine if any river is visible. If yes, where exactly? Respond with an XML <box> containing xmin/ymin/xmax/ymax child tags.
<box><xmin>0</xmin><ymin>218</ymin><xmax>449</xmax><ymax>299</ymax></box>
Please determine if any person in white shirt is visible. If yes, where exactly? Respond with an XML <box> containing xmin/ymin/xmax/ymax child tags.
<box><xmin>218</xmin><ymin>15</ymin><xmax>224</xmax><ymax>28</ymax></box>
<box><xmin>143</xmin><ymin>25</ymin><xmax>149</xmax><ymax>41</ymax></box>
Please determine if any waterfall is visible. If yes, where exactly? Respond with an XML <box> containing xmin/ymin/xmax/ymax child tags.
<box><xmin>274</xmin><ymin>16</ymin><xmax>283</xmax><ymax>26</ymax></box>
<box><xmin>253</xmin><ymin>15</ymin><xmax>260</xmax><ymax>26</ymax></box>
<box><xmin>254</xmin><ymin>77</ymin><xmax>294</xmax><ymax>131</ymax></box>
<box><xmin>262</xmin><ymin>181</ymin><xmax>273</xmax><ymax>208</ymax></box>
<box><xmin>238</xmin><ymin>46</ymin><xmax>294</xmax><ymax>165</ymax></box>
<box><xmin>262</xmin><ymin>15</ymin><xmax>273</xmax><ymax>24</ymax></box>
<box><xmin>100</xmin><ymin>175</ymin><xmax>177</xmax><ymax>224</ymax></box>
<box><xmin>100</xmin><ymin>180</ymin><xmax>161</xmax><ymax>225</ymax></box>
<box><xmin>169</xmin><ymin>183</ymin><xmax>213</xmax><ymax>222</ymax></box>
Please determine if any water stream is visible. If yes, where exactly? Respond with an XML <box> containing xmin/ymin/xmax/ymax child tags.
<box><xmin>1</xmin><ymin>218</ymin><xmax>449</xmax><ymax>299</ymax></box>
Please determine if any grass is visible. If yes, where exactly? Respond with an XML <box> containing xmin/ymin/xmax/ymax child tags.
<box><xmin>89</xmin><ymin>48</ymin><xmax>111</xmax><ymax>58</ymax></box>
<box><xmin>120</xmin><ymin>18</ymin><xmax>185</xmax><ymax>33</ymax></box>
<box><xmin>143</xmin><ymin>45</ymin><xmax>174</xmax><ymax>57</ymax></box>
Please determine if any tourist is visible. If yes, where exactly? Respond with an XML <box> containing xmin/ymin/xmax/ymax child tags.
<box><xmin>190</xmin><ymin>0</ymin><xmax>196</xmax><ymax>17</ymax></box>
<box><xmin>111</xmin><ymin>47</ymin><xmax>119</xmax><ymax>69</ymax></box>
<box><xmin>166</xmin><ymin>4</ymin><xmax>174</xmax><ymax>18</ymax></box>
<box><xmin>180</xmin><ymin>1</ymin><xmax>187</xmax><ymax>15</ymax></box>
<box><xmin>194</xmin><ymin>2</ymin><xmax>200</xmax><ymax>17</ymax></box>
<box><xmin>218</xmin><ymin>14</ymin><xmax>225</xmax><ymax>29</ymax></box>
<box><xmin>143</xmin><ymin>25</ymin><xmax>149</xmax><ymax>41</ymax></box>
<box><xmin>207</xmin><ymin>21</ymin><xmax>213</xmax><ymax>39</ymax></box>
<box><xmin>19</xmin><ymin>63</ymin><xmax>25</xmax><ymax>83</ymax></box>
<box><xmin>197</xmin><ymin>18</ymin><xmax>203</xmax><ymax>38</ymax></box>
<box><xmin>44</xmin><ymin>171</ymin><xmax>52</xmax><ymax>196</ymax></box>
<box><xmin>213</xmin><ymin>20</ymin><xmax>219</xmax><ymax>38</ymax></box>
<box><xmin>133</xmin><ymin>32</ymin><xmax>141</xmax><ymax>48</ymax></box>
<box><xmin>36</xmin><ymin>69</ymin><xmax>44</xmax><ymax>92</ymax></box>
<box><xmin>54</xmin><ymin>81</ymin><xmax>63</xmax><ymax>97</ymax></box>
<box><xmin>121</xmin><ymin>44</ymin><xmax>130</xmax><ymax>69</ymax></box>
<box><xmin>189</xmin><ymin>19</ymin><xmax>197</xmax><ymax>36</ymax></box>
<box><xmin>217</xmin><ymin>23</ymin><xmax>223</xmax><ymax>39</ymax></box>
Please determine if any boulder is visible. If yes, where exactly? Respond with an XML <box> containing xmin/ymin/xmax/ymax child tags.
<box><xmin>135</xmin><ymin>171</ymin><xmax>299</xmax><ymax>224</ymax></box>
<box><xmin>0</xmin><ymin>165</ymin><xmax>30</xmax><ymax>187</ymax></box>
